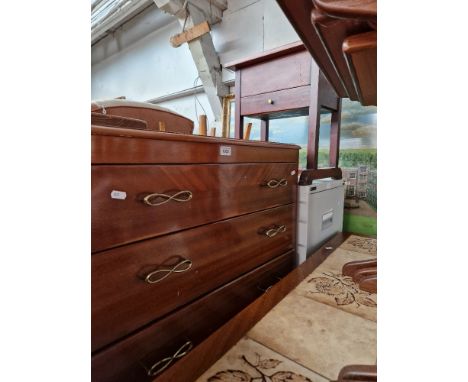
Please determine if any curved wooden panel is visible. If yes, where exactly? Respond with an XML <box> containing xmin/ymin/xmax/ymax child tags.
<box><xmin>342</xmin><ymin>258</ymin><xmax>377</xmax><ymax>277</ymax></box>
<box><xmin>359</xmin><ymin>275</ymin><xmax>377</xmax><ymax>293</ymax></box>
<box><xmin>343</xmin><ymin>31</ymin><xmax>377</xmax><ymax>105</ymax></box>
<box><xmin>311</xmin><ymin>9</ymin><xmax>372</xmax><ymax>100</ymax></box>
<box><xmin>313</xmin><ymin>0</ymin><xmax>377</xmax><ymax>22</ymax></box>
<box><xmin>91</xmin><ymin>112</ymin><xmax>148</xmax><ymax>130</ymax></box>
<box><xmin>91</xmin><ymin>100</ymin><xmax>193</xmax><ymax>134</ymax></box>
<box><xmin>352</xmin><ymin>267</ymin><xmax>377</xmax><ymax>283</ymax></box>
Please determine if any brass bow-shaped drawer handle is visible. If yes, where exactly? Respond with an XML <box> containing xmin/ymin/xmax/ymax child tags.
<box><xmin>145</xmin><ymin>340</ymin><xmax>193</xmax><ymax>377</ymax></box>
<box><xmin>143</xmin><ymin>190</ymin><xmax>193</xmax><ymax>206</ymax></box>
<box><xmin>264</xmin><ymin>179</ymin><xmax>288</xmax><ymax>188</ymax></box>
<box><xmin>264</xmin><ymin>225</ymin><xmax>286</xmax><ymax>238</ymax></box>
<box><xmin>144</xmin><ymin>259</ymin><xmax>193</xmax><ymax>284</ymax></box>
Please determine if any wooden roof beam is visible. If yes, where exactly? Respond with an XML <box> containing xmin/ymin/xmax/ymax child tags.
<box><xmin>154</xmin><ymin>0</ymin><xmax>229</xmax><ymax>129</ymax></box>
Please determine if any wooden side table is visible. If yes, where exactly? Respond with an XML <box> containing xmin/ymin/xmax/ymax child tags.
<box><xmin>225</xmin><ymin>41</ymin><xmax>342</xmax><ymax>169</ymax></box>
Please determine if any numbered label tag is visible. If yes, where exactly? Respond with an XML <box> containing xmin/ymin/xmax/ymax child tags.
<box><xmin>111</xmin><ymin>190</ymin><xmax>127</xmax><ymax>200</ymax></box>
<box><xmin>219</xmin><ymin>146</ymin><xmax>232</xmax><ymax>156</ymax></box>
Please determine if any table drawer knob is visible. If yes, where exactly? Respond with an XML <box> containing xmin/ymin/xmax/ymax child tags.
<box><xmin>264</xmin><ymin>225</ymin><xmax>286</xmax><ymax>238</ymax></box>
<box><xmin>145</xmin><ymin>340</ymin><xmax>193</xmax><ymax>377</ymax></box>
<box><xmin>144</xmin><ymin>259</ymin><xmax>193</xmax><ymax>284</ymax></box>
<box><xmin>264</xmin><ymin>178</ymin><xmax>288</xmax><ymax>188</ymax></box>
<box><xmin>143</xmin><ymin>190</ymin><xmax>193</xmax><ymax>206</ymax></box>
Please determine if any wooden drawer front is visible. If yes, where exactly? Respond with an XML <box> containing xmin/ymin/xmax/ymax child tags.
<box><xmin>92</xmin><ymin>163</ymin><xmax>297</xmax><ymax>252</ymax></box>
<box><xmin>92</xmin><ymin>204</ymin><xmax>295</xmax><ymax>352</ymax></box>
<box><xmin>92</xmin><ymin>251</ymin><xmax>295</xmax><ymax>382</ymax></box>
<box><xmin>240</xmin><ymin>50</ymin><xmax>311</xmax><ymax>97</ymax></box>
<box><xmin>241</xmin><ymin>86</ymin><xmax>311</xmax><ymax>116</ymax></box>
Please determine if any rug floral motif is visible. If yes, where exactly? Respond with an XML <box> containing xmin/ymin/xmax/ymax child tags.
<box><xmin>207</xmin><ymin>353</ymin><xmax>312</xmax><ymax>382</ymax></box>
<box><xmin>306</xmin><ymin>272</ymin><xmax>376</xmax><ymax>308</ymax></box>
<box><xmin>342</xmin><ymin>236</ymin><xmax>377</xmax><ymax>255</ymax></box>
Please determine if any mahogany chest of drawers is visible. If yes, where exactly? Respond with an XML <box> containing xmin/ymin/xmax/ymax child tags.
<box><xmin>91</xmin><ymin>126</ymin><xmax>300</xmax><ymax>381</ymax></box>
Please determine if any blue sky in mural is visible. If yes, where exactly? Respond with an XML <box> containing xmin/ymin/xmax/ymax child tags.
<box><xmin>340</xmin><ymin>99</ymin><xmax>377</xmax><ymax>149</ymax></box>
<box><xmin>231</xmin><ymin>99</ymin><xmax>376</xmax><ymax>149</ymax></box>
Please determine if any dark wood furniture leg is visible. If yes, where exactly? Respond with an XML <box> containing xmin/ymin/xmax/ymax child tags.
<box><xmin>329</xmin><ymin>98</ymin><xmax>342</xmax><ymax>167</ymax></box>
<box><xmin>307</xmin><ymin>61</ymin><xmax>321</xmax><ymax>169</ymax></box>
<box><xmin>260</xmin><ymin>118</ymin><xmax>269</xmax><ymax>141</ymax></box>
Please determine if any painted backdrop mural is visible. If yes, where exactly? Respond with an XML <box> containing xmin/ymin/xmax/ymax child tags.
<box><xmin>337</xmin><ymin>99</ymin><xmax>377</xmax><ymax>236</ymax></box>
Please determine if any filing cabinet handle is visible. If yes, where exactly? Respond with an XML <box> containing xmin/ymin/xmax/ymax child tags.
<box><xmin>145</xmin><ymin>259</ymin><xmax>193</xmax><ymax>284</ymax></box>
<box><xmin>143</xmin><ymin>190</ymin><xmax>193</xmax><ymax>206</ymax></box>
<box><xmin>145</xmin><ymin>340</ymin><xmax>193</xmax><ymax>377</ymax></box>
<box><xmin>264</xmin><ymin>225</ymin><xmax>286</xmax><ymax>238</ymax></box>
<box><xmin>264</xmin><ymin>179</ymin><xmax>288</xmax><ymax>188</ymax></box>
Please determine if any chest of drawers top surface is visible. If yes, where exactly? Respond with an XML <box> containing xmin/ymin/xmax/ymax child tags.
<box><xmin>92</xmin><ymin>126</ymin><xmax>299</xmax><ymax>164</ymax></box>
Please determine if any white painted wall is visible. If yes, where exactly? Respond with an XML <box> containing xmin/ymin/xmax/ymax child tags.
<box><xmin>91</xmin><ymin>0</ymin><xmax>299</xmax><ymax>133</ymax></box>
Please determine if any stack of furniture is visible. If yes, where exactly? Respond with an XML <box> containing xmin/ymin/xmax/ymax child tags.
<box><xmin>91</xmin><ymin>125</ymin><xmax>300</xmax><ymax>381</ymax></box>
<box><xmin>276</xmin><ymin>0</ymin><xmax>377</xmax><ymax>106</ymax></box>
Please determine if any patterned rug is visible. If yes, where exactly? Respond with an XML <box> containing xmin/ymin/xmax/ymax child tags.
<box><xmin>196</xmin><ymin>235</ymin><xmax>377</xmax><ymax>382</ymax></box>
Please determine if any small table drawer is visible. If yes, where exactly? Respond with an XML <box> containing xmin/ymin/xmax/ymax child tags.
<box><xmin>240</xmin><ymin>50</ymin><xmax>311</xmax><ymax>97</ymax></box>
<box><xmin>92</xmin><ymin>251</ymin><xmax>295</xmax><ymax>382</ymax></box>
<box><xmin>240</xmin><ymin>85</ymin><xmax>311</xmax><ymax>116</ymax></box>
<box><xmin>92</xmin><ymin>163</ymin><xmax>297</xmax><ymax>252</ymax></box>
<box><xmin>92</xmin><ymin>204</ymin><xmax>296</xmax><ymax>352</ymax></box>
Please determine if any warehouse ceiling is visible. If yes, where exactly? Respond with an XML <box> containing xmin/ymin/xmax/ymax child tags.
<box><xmin>91</xmin><ymin>0</ymin><xmax>155</xmax><ymax>45</ymax></box>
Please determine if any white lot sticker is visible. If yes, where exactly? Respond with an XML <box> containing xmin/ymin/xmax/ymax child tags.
<box><xmin>219</xmin><ymin>146</ymin><xmax>232</xmax><ymax>156</ymax></box>
<box><xmin>111</xmin><ymin>190</ymin><xmax>127</xmax><ymax>200</ymax></box>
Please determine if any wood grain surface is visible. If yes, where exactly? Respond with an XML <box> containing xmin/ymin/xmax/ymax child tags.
<box><xmin>91</xmin><ymin>126</ymin><xmax>300</xmax><ymax>164</ymax></box>
<box><xmin>92</xmin><ymin>163</ymin><xmax>297</xmax><ymax>252</ymax></box>
<box><xmin>91</xmin><ymin>105</ymin><xmax>193</xmax><ymax>134</ymax></box>
<box><xmin>92</xmin><ymin>205</ymin><xmax>295</xmax><ymax>351</ymax></box>
<box><xmin>92</xmin><ymin>251</ymin><xmax>296</xmax><ymax>382</ymax></box>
